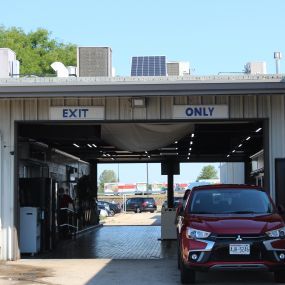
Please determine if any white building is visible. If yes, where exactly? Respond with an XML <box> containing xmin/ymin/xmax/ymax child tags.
<box><xmin>0</xmin><ymin>54</ymin><xmax>285</xmax><ymax>260</ymax></box>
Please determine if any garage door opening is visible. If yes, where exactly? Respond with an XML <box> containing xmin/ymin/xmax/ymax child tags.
<box><xmin>15</xmin><ymin>119</ymin><xmax>266</xmax><ymax>259</ymax></box>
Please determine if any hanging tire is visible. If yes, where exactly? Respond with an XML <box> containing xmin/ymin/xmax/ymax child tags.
<box><xmin>274</xmin><ymin>271</ymin><xmax>285</xmax><ymax>283</ymax></box>
<box><xmin>180</xmin><ymin>259</ymin><xmax>196</xmax><ymax>284</ymax></box>
<box><xmin>136</xmin><ymin>208</ymin><xmax>141</xmax><ymax>213</ymax></box>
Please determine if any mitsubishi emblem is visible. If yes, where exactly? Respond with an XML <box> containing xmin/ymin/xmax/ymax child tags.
<box><xmin>236</xmin><ymin>235</ymin><xmax>243</xmax><ymax>241</ymax></box>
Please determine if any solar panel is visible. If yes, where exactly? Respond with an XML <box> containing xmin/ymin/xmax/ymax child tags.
<box><xmin>131</xmin><ymin>56</ymin><xmax>167</xmax><ymax>76</ymax></box>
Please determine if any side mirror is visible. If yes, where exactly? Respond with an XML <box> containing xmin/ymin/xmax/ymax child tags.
<box><xmin>277</xmin><ymin>204</ymin><xmax>285</xmax><ymax>214</ymax></box>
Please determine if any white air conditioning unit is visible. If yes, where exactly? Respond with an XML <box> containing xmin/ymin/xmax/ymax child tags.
<box><xmin>0</xmin><ymin>48</ymin><xmax>20</xmax><ymax>78</ymax></box>
<box><xmin>67</xmin><ymin>66</ymin><xmax>77</xmax><ymax>77</ymax></box>
<box><xmin>244</xmin><ymin>62</ymin><xmax>267</xmax><ymax>75</ymax></box>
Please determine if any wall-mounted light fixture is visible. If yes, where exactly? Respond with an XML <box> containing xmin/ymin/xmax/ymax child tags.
<box><xmin>131</xmin><ymin>97</ymin><xmax>146</xmax><ymax>108</ymax></box>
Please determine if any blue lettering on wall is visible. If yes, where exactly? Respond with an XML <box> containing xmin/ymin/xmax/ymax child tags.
<box><xmin>69</xmin><ymin>109</ymin><xmax>77</xmax><ymax>117</ymax></box>
<box><xmin>185</xmin><ymin>108</ymin><xmax>193</xmax><ymax>116</ymax></box>
<box><xmin>208</xmin><ymin>107</ymin><xmax>214</xmax><ymax>116</ymax></box>
<box><xmin>195</xmin><ymin>108</ymin><xmax>202</xmax><ymax>116</ymax></box>
<box><xmin>62</xmin><ymin>108</ymin><xmax>89</xmax><ymax>118</ymax></box>
<box><xmin>63</xmin><ymin>109</ymin><xmax>69</xmax><ymax>118</ymax></box>
<box><xmin>185</xmin><ymin>107</ymin><xmax>215</xmax><ymax>117</ymax></box>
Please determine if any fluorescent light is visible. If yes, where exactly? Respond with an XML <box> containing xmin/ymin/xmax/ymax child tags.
<box><xmin>232</xmin><ymin>150</ymin><xmax>236</xmax><ymax>153</ymax></box>
<box><xmin>187</xmin><ymin>157</ymin><xmax>190</xmax><ymax>160</ymax></box>
<box><xmin>238</xmin><ymin>144</ymin><xmax>243</xmax><ymax>148</ymax></box>
<box><xmin>189</xmin><ymin>147</ymin><xmax>192</xmax><ymax>151</ymax></box>
<box><xmin>73</xmin><ymin>143</ymin><xmax>80</xmax><ymax>148</ymax></box>
<box><xmin>174</xmin><ymin>141</ymin><xmax>178</xmax><ymax>144</ymax></box>
<box><xmin>92</xmin><ymin>144</ymin><xmax>97</xmax><ymax>148</ymax></box>
<box><xmin>87</xmin><ymin>144</ymin><xmax>92</xmax><ymax>148</ymax></box>
<box><xmin>227</xmin><ymin>154</ymin><xmax>230</xmax><ymax>158</ymax></box>
<box><xmin>160</xmin><ymin>152</ymin><xmax>178</xmax><ymax>156</ymax></box>
<box><xmin>246</xmin><ymin>136</ymin><xmax>251</xmax><ymax>141</ymax></box>
<box><xmin>255</xmin><ymin>127</ymin><xmax>262</xmax><ymax>133</ymax></box>
<box><xmin>190</xmin><ymin>141</ymin><xmax>193</xmax><ymax>145</ymax></box>
<box><xmin>191</xmin><ymin>133</ymin><xmax>195</xmax><ymax>138</ymax></box>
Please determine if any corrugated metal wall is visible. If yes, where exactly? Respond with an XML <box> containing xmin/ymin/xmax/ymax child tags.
<box><xmin>0</xmin><ymin>95</ymin><xmax>275</xmax><ymax>120</ymax></box>
<box><xmin>0</xmin><ymin>93</ymin><xmax>285</xmax><ymax>260</ymax></box>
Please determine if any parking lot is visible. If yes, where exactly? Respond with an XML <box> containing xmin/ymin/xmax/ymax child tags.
<box><xmin>102</xmin><ymin>211</ymin><xmax>161</xmax><ymax>226</ymax></box>
<box><xmin>0</xmin><ymin>212</ymin><xmax>282</xmax><ymax>284</ymax></box>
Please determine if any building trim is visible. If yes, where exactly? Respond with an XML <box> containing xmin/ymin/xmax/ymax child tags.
<box><xmin>0</xmin><ymin>76</ymin><xmax>284</xmax><ymax>98</ymax></box>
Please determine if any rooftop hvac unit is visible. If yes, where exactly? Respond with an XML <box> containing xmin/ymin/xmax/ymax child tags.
<box><xmin>0</xmin><ymin>48</ymin><xmax>19</xmax><ymax>78</ymax></box>
<box><xmin>77</xmin><ymin>47</ymin><xmax>112</xmax><ymax>77</ymax></box>
<box><xmin>244</xmin><ymin>61</ymin><xmax>267</xmax><ymax>75</ymax></box>
<box><xmin>167</xmin><ymin>61</ymin><xmax>190</xmax><ymax>76</ymax></box>
<box><xmin>67</xmin><ymin>66</ymin><xmax>77</xmax><ymax>77</ymax></box>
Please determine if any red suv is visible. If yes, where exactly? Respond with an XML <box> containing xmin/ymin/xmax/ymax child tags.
<box><xmin>177</xmin><ymin>184</ymin><xmax>285</xmax><ymax>284</ymax></box>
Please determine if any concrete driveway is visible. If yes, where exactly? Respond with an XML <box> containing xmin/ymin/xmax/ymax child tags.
<box><xmin>0</xmin><ymin>258</ymin><xmax>279</xmax><ymax>285</ymax></box>
<box><xmin>0</xmin><ymin>213</ymin><xmax>282</xmax><ymax>284</ymax></box>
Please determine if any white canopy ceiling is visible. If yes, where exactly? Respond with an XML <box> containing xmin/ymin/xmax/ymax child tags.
<box><xmin>101</xmin><ymin>123</ymin><xmax>194</xmax><ymax>152</ymax></box>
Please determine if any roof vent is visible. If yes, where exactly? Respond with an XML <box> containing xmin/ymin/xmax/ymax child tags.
<box><xmin>50</xmin><ymin>62</ymin><xmax>69</xmax><ymax>77</ymax></box>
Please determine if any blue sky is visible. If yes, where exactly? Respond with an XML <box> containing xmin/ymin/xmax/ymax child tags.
<box><xmin>1</xmin><ymin>0</ymin><xmax>284</xmax><ymax>76</ymax></box>
<box><xmin>1</xmin><ymin>0</ymin><xmax>283</xmax><ymax>183</ymax></box>
<box><xmin>97</xmin><ymin>163</ymin><xmax>221</xmax><ymax>184</ymax></box>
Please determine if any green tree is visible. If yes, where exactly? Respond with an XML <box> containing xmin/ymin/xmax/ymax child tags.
<box><xmin>196</xmin><ymin>165</ymin><xmax>218</xmax><ymax>181</ymax></box>
<box><xmin>0</xmin><ymin>26</ymin><xmax>76</xmax><ymax>75</ymax></box>
<box><xmin>98</xmin><ymin>170</ymin><xmax>117</xmax><ymax>193</ymax></box>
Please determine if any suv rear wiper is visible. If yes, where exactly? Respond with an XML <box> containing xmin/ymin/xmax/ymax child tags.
<box><xmin>191</xmin><ymin>211</ymin><xmax>216</xmax><ymax>214</ymax></box>
<box><xmin>228</xmin><ymin>211</ymin><xmax>259</xmax><ymax>214</ymax></box>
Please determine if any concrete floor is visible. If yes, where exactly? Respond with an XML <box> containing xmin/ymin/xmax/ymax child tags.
<box><xmin>0</xmin><ymin>213</ymin><xmax>281</xmax><ymax>285</ymax></box>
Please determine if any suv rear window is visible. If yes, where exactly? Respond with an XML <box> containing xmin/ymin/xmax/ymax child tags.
<box><xmin>143</xmin><ymin>198</ymin><xmax>155</xmax><ymax>203</ymax></box>
<box><xmin>189</xmin><ymin>188</ymin><xmax>273</xmax><ymax>214</ymax></box>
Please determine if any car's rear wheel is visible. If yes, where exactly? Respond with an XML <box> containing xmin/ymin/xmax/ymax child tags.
<box><xmin>180</xmin><ymin>259</ymin><xmax>195</xmax><ymax>284</ymax></box>
<box><xmin>274</xmin><ymin>271</ymin><xmax>285</xmax><ymax>283</ymax></box>
<box><xmin>177</xmin><ymin>238</ymin><xmax>181</xmax><ymax>269</ymax></box>
<box><xmin>177</xmin><ymin>248</ymin><xmax>181</xmax><ymax>269</ymax></box>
